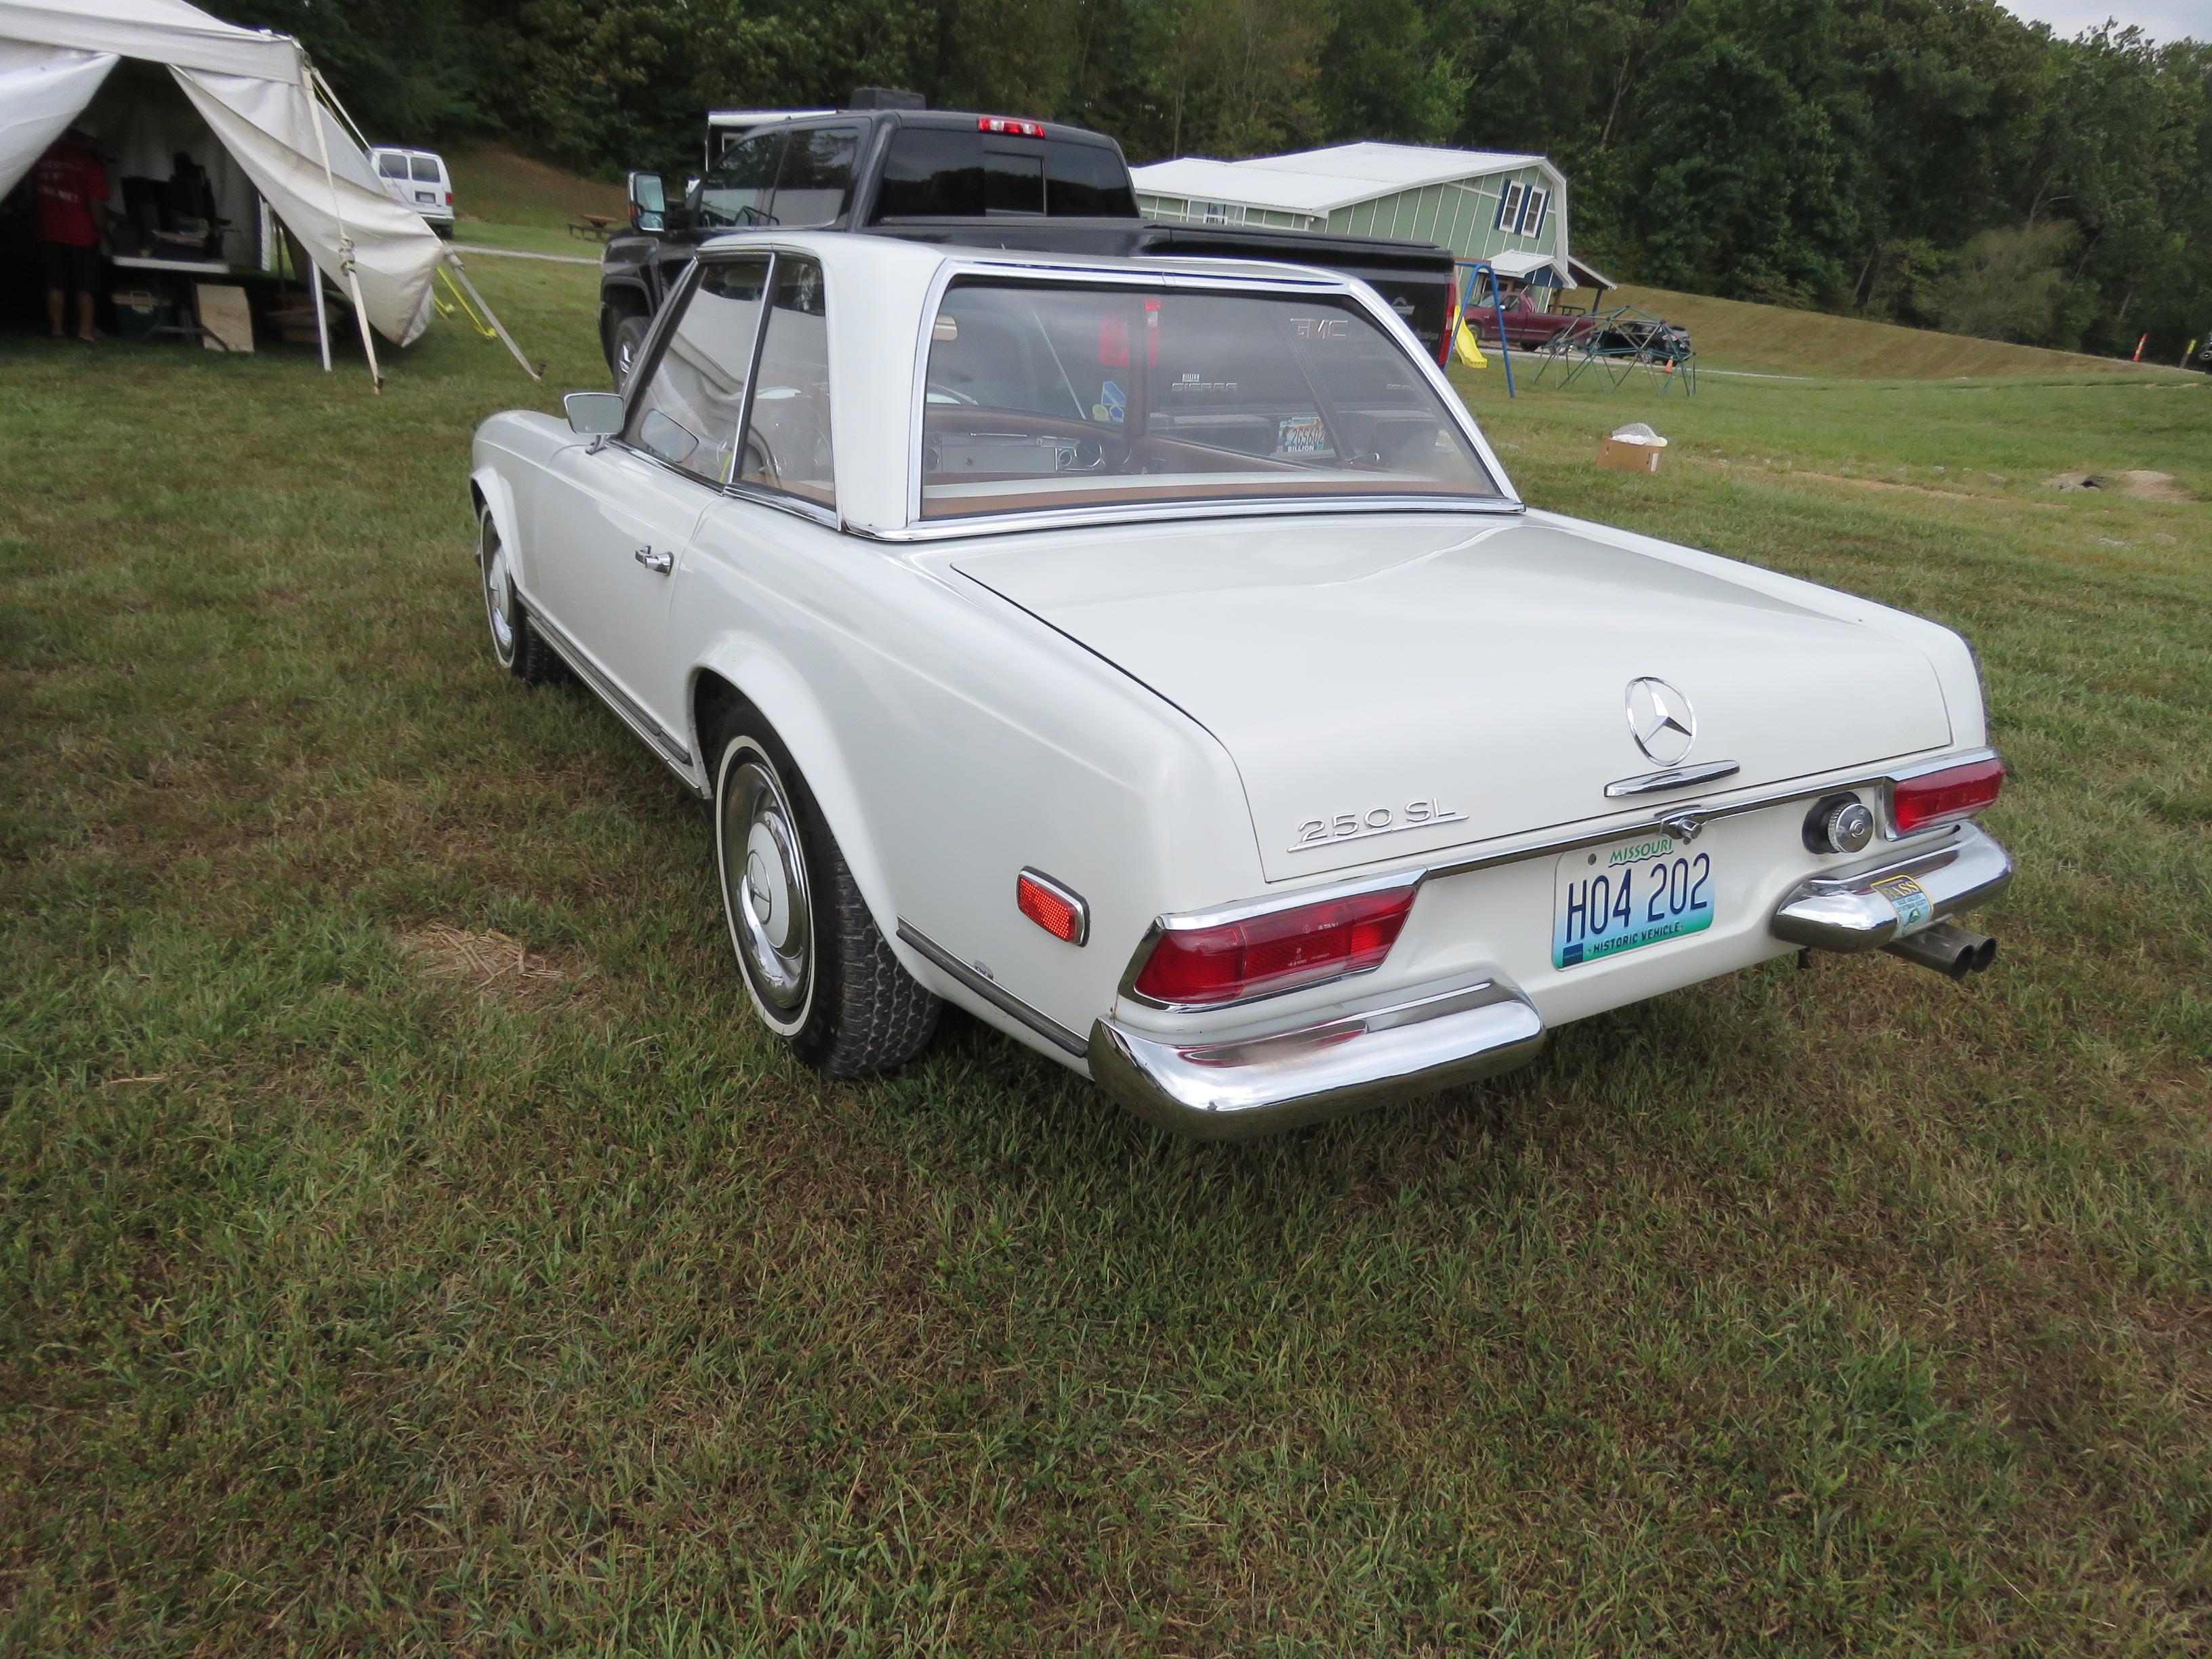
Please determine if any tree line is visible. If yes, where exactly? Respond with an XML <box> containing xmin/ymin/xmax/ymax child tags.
<box><xmin>222</xmin><ymin>0</ymin><xmax>2211</xmax><ymax>360</ymax></box>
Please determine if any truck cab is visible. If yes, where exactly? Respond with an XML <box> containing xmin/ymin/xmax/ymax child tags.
<box><xmin>598</xmin><ymin>104</ymin><xmax>1459</xmax><ymax>384</ymax></box>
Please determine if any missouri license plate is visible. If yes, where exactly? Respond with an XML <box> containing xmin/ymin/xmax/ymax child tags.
<box><xmin>1553</xmin><ymin>832</ymin><xmax>1715</xmax><ymax>968</ymax></box>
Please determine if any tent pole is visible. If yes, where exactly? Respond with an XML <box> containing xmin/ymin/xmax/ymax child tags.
<box><xmin>444</xmin><ymin>254</ymin><xmax>544</xmax><ymax>382</ymax></box>
<box><xmin>310</xmin><ymin>65</ymin><xmax>537</xmax><ymax>383</ymax></box>
<box><xmin>310</xmin><ymin>250</ymin><xmax>331</xmax><ymax>371</ymax></box>
<box><xmin>298</xmin><ymin>54</ymin><xmax>382</xmax><ymax>392</ymax></box>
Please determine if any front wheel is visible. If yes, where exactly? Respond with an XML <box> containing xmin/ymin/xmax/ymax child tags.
<box><xmin>478</xmin><ymin>508</ymin><xmax>565</xmax><ymax>684</ymax></box>
<box><xmin>712</xmin><ymin>717</ymin><xmax>939</xmax><ymax>1078</ymax></box>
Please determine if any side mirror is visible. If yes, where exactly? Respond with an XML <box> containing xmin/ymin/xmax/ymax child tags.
<box><xmin>628</xmin><ymin>171</ymin><xmax>665</xmax><ymax>234</ymax></box>
<box><xmin>563</xmin><ymin>390</ymin><xmax>624</xmax><ymax>437</ymax></box>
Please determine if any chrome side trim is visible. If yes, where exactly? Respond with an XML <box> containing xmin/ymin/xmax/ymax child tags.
<box><xmin>1421</xmin><ymin>760</ymin><xmax>1967</xmax><ymax>881</ymax></box>
<box><xmin>1090</xmin><ymin>978</ymin><xmax>1546</xmax><ymax>1141</ymax></box>
<box><xmin>1603</xmin><ymin>760</ymin><xmax>1742</xmax><ymax>799</ymax></box>
<box><xmin>1770</xmin><ymin>822</ymin><xmax>2013</xmax><ymax>952</ymax></box>
<box><xmin>895</xmin><ymin>920</ymin><xmax>1088</xmax><ymax>1059</ymax></box>
<box><xmin>524</xmin><ymin>603</ymin><xmax>697</xmax><ymax>777</ymax></box>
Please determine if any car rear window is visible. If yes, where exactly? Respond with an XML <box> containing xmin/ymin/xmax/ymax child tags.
<box><xmin>410</xmin><ymin>155</ymin><xmax>443</xmax><ymax>182</ymax></box>
<box><xmin>919</xmin><ymin>280</ymin><xmax>1499</xmax><ymax>520</ymax></box>
<box><xmin>376</xmin><ymin>152</ymin><xmax>406</xmax><ymax>179</ymax></box>
<box><xmin>874</xmin><ymin>129</ymin><xmax>1136</xmax><ymax>220</ymax></box>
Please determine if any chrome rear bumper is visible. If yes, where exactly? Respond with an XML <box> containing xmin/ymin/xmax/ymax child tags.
<box><xmin>1769</xmin><ymin>823</ymin><xmax>2013</xmax><ymax>951</ymax></box>
<box><xmin>1088</xmin><ymin>979</ymin><xmax>1546</xmax><ymax>1141</ymax></box>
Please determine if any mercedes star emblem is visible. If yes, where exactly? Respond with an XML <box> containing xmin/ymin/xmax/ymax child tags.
<box><xmin>1626</xmin><ymin>676</ymin><xmax>1697</xmax><ymax>767</ymax></box>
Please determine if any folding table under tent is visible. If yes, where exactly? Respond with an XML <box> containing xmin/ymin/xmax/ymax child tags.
<box><xmin>0</xmin><ymin>0</ymin><xmax>532</xmax><ymax>388</ymax></box>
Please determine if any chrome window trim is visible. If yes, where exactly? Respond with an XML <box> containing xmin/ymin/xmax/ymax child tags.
<box><xmin>613</xmin><ymin>246</ymin><xmax>847</xmax><ymax>529</ymax></box>
<box><xmin>867</xmin><ymin>494</ymin><xmax>1525</xmax><ymax>545</ymax></box>
<box><xmin>1017</xmin><ymin>866</ymin><xmax>1091</xmax><ymax>947</ymax></box>
<box><xmin>1115</xmin><ymin>752</ymin><xmax>1999</xmax><ymax>1012</ymax></box>
<box><xmin>900</xmin><ymin>257</ymin><xmax>1521</xmax><ymax>534</ymax></box>
<box><xmin>895</xmin><ymin>920</ymin><xmax>1088</xmax><ymax>1057</ymax></box>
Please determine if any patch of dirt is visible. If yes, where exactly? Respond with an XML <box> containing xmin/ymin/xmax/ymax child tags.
<box><xmin>398</xmin><ymin>925</ymin><xmax>590</xmax><ymax>1002</ymax></box>
<box><xmin>2045</xmin><ymin>469</ymin><xmax>2191</xmax><ymax>501</ymax></box>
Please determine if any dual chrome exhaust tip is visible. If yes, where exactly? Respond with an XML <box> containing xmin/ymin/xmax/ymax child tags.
<box><xmin>1884</xmin><ymin>920</ymin><xmax>1999</xmax><ymax>981</ymax></box>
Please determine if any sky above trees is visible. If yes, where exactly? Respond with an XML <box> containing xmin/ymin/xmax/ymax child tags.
<box><xmin>2004</xmin><ymin>1</ymin><xmax>2206</xmax><ymax>43</ymax></box>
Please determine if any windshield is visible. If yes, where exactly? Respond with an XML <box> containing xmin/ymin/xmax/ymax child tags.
<box><xmin>920</xmin><ymin>281</ymin><xmax>1499</xmax><ymax>519</ymax></box>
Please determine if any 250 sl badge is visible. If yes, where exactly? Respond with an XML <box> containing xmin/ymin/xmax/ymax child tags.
<box><xmin>1292</xmin><ymin>797</ymin><xmax>1466</xmax><ymax>853</ymax></box>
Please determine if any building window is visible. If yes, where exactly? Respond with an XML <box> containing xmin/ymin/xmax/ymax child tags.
<box><xmin>1191</xmin><ymin>199</ymin><xmax>1244</xmax><ymax>224</ymax></box>
<box><xmin>1494</xmin><ymin>182</ymin><xmax>1525</xmax><ymax>232</ymax></box>
<box><xmin>1519</xmin><ymin>188</ymin><xmax>1549</xmax><ymax>239</ymax></box>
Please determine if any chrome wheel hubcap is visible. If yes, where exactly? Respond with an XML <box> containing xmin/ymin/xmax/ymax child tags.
<box><xmin>482</xmin><ymin>529</ymin><xmax>514</xmax><ymax>659</ymax></box>
<box><xmin>722</xmin><ymin>754</ymin><xmax>811</xmax><ymax>1017</ymax></box>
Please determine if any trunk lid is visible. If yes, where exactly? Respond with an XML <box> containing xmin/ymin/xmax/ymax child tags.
<box><xmin>955</xmin><ymin>516</ymin><xmax>1954</xmax><ymax>880</ymax></box>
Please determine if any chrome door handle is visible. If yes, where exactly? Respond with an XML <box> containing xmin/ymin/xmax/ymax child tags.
<box><xmin>634</xmin><ymin>546</ymin><xmax>672</xmax><ymax>574</ymax></box>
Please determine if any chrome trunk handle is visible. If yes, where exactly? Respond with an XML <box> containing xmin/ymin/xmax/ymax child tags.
<box><xmin>634</xmin><ymin>546</ymin><xmax>672</xmax><ymax>574</ymax></box>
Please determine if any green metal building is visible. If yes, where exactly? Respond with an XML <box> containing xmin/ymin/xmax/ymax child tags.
<box><xmin>1132</xmin><ymin>142</ymin><xmax>1608</xmax><ymax>297</ymax></box>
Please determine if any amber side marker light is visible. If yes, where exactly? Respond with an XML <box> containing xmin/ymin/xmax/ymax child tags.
<box><xmin>1017</xmin><ymin>869</ymin><xmax>1089</xmax><ymax>945</ymax></box>
<box><xmin>1133</xmin><ymin>886</ymin><xmax>1417</xmax><ymax>1007</ymax></box>
<box><xmin>1892</xmin><ymin>757</ymin><xmax>2006</xmax><ymax>836</ymax></box>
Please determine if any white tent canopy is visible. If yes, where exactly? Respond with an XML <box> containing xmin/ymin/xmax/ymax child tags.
<box><xmin>0</xmin><ymin>0</ymin><xmax>445</xmax><ymax>358</ymax></box>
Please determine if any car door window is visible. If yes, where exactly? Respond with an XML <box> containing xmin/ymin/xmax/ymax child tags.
<box><xmin>698</xmin><ymin>131</ymin><xmax>783</xmax><ymax>229</ymax></box>
<box><xmin>737</xmin><ymin>256</ymin><xmax>835</xmax><ymax>510</ymax></box>
<box><xmin>623</xmin><ymin>257</ymin><xmax>771</xmax><ymax>485</ymax></box>
<box><xmin>773</xmin><ymin>127</ymin><xmax>861</xmax><ymax>228</ymax></box>
<box><xmin>411</xmin><ymin>155</ymin><xmax>443</xmax><ymax>183</ymax></box>
<box><xmin>375</xmin><ymin>152</ymin><xmax>406</xmax><ymax>180</ymax></box>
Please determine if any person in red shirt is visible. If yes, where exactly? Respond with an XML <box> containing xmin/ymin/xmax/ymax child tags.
<box><xmin>32</xmin><ymin>130</ymin><xmax>111</xmax><ymax>342</ymax></box>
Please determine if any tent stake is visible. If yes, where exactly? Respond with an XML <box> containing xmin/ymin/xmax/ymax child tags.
<box><xmin>443</xmin><ymin>255</ymin><xmax>544</xmax><ymax>382</ymax></box>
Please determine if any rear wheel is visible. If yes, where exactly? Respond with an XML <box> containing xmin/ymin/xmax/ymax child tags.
<box><xmin>711</xmin><ymin>714</ymin><xmax>939</xmax><ymax>1078</ymax></box>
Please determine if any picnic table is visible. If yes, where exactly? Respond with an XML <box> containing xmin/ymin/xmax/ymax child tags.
<box><xmin>568</xmin><ymin>213</ymin><xmax>619</xmax><ymax>241</ymax></box>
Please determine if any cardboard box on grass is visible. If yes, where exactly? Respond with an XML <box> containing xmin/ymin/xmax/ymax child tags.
<box><xmin>1599</xmin><ymin>423</ymin><xmax>1666</xmax><ymax>474</ymax></box>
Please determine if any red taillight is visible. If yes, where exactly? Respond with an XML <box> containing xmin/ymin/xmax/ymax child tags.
<box><xmin>1891</xmin><ymin>757</ymin><xmax>2005</xmax><ymax>834</ymax></box>
<box><xmin>445</xmin><ymin>191</ymin><xmax>453</xmax><ymax>206</ymax></box>
<box><xmin>979</xmin><ymin>116</ymin><xmax>1046</xmax><ymax>138</ymax></box>
<box><xmin>1132</xmin><ymin>885</ymin><xmax>1416</xmax><ymax>1006</ymax></box>
<box><xmin>1440</xmin><ymin>281</ymin><xmax>1462</xmax><ymax>365</ymax></box>
<box><xmin>1017</xmin><ymin>869</ymin><xmax>1087</xmax><ymax>945</ymax></box>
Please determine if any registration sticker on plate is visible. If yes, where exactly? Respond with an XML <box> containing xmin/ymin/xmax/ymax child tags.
<box><xmin>1554</xmin><ymin>832</ymin><xmax>1715</xmax><ymax>969</ymax></box>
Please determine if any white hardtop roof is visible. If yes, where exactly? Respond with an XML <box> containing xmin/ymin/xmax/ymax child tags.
<box><xmin>693</xmin><ymin>229</ymin><xmax>1367</xmax><ymax>291</ymax></box>
<box><xmin>1133</xmin><ymin>141</ymin><xmax>1549</xmax><ymax>217</ymax></box>
<box><xmin>679</xmin><ymin>232</ymin><xmax>1446</xmax><ymax>537</ymax></box>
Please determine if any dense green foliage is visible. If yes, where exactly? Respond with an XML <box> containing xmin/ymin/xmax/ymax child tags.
<box><xmin>226</xmin><ymin>2</ymin><xmax>2207</xmax><ymax>357</ymax></box>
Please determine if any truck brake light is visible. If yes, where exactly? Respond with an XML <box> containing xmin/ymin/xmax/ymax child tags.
<box><xmin>1132</xmin><ymin>884</ymin><xmax>1416</xmax><ymax>1006</ymax></box>
<box><xmin>979</xmin><ymin>116</ymin><xmax>1046</xmax><ymax>138</ymax></box>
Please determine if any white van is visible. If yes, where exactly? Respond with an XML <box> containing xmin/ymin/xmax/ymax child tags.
<box><xmin>369</xmin><ymin>147</ymin><xmax>455</xmax><ymax>236</ymax></box>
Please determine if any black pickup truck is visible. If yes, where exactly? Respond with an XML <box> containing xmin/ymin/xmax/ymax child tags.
<box><xmin>599</xmin><ymin>107</ymin><xmax>1460</xmax><ymax>382</ymax></box>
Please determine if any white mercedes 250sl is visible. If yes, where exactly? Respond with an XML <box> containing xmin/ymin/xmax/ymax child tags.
<box><xmin>469</xmin><ymin>232</ymin><xmax>2013</xmax><ymax>1137</ymax></box>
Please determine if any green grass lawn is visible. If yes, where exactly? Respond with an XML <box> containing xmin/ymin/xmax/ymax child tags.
<box><xmin>3</xmin><ymin>248</ymin><xmax>2209</xmax><ymax>1654</ymax></box>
